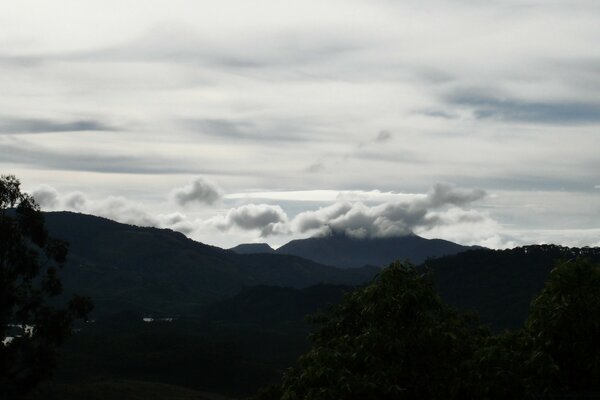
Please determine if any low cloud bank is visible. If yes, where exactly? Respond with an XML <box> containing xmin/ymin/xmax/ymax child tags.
<box><xmin>29</xmin><ymin>182</ymin><xmax>515</xmax><ymax>247</ymax></box>
<box><xmin>292</xmin><ymin>184</ymin><xmax>487</xmax><ymax>238</ymax></box>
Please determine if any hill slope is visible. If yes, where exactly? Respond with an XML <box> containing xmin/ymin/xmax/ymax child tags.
<box><xmin>275</xmin><ymin>232</ymin><xmax>475</xmax><ymax>268</ymax></box>
<box><xmin>43</xmin><ymin>212</ymin><xmax>379</xmax><ymax>318</ymax></box>
<box><xmin>426</xmin><ymin>244</ymin><xmax>600</xmax><ymax>330</ymax></box>
<box><xmin>229</xmin><ymin>243</ymin><xmax>275</xmax><ymax>254</ymax></box>
<box><xmin>207</xmin><ymin>244</ymin><xmax>600</xmax><ymax>331</ymax></box>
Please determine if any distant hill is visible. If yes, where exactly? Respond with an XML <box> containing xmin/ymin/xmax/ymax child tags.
<box><xmin>204</xmin><ymin>244</ymin><xmax>600</xmax><ymax>332</ymax></box>
<box><xmin>272</xmin><ymin>232</ymin><xmax>475</xmax><ymax>268</ymax></box>
<box><xmin>425</xmin><ymin>244</ymin><xmax>600</xmax><ymax>330</ymax></box>
<box><xmin>202</xmin><ymin>284</ymin><xmax>351</xmax><ymax>328</ymax></box>
<box><xmin>43</xmin><ymin>212</ymin><xmax>379</xmax><ymax>318</ymax></box>
<box><xmin>229</xmin><ymin>243</ymin><xmax>275</xmax><ymax>254</ymax></box>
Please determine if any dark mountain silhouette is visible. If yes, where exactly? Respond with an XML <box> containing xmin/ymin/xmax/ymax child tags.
<box><xmin>229</xmin><ymin>243</ymin><xmax>275</xmax><ymax>254</ymax></box>
<box><xmin>202</xmin><ymin>284</ymin><xmax>351</xmax><ymax>327</ymax></box>
<box><xmin>425</xmin><ymin>244</ymin><xmax>600</xmax><ymax>330</ymax></box>
<box><xmin>42</xmin><ymin>212</ymin><xmax>379</xmax><ymax>318</ymax></box>
<box><xmin>204</xmin><ymin>244</ymin><xmax>600</xmax><ymax>332</ymax></box>
<box><xmin>272</xmin><ymin>232</ymin><xmax>475</xmax><ymax>268</ymax></box>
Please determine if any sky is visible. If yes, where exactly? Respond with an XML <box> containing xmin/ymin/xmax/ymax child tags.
<box><xmin>1</xmin><ymin>0</ymin><xmax>599</xmax><ymax>249</ymax></box>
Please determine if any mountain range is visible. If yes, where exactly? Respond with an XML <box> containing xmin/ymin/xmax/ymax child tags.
<box><xmin>231</xmin><ymin>233</ymin><xmax>476</xmax><ymax>268</ymax></box>
<box><xmin>42</xmin><ymin>211</ymin><xmax>600</xmax><ymax>331</ymax></box>
<box><xmin>217</xmin><ymin>244</ymin><xmax>600</xmax><ymax>331</ymax></box>
<box><xmin>35</xmin><ymin>211</ymin><xmax>600</xmax><ymax>397</ymax></box>
<box><xmin>43</xmin><ymin>212</ymin><xmax>378</xmax><ymax>318</ymax></box>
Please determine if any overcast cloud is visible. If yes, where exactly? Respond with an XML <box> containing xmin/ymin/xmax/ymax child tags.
<box><xmin>3</xmin><ymin>0</ymin><xmax>599</xmax><ymax>248</ymax></box>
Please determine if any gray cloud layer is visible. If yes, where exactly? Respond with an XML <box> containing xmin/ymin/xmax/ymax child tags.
<box><xmin>0</xmin><ymin>118</ymin><xmax>115</xmax><ymax>134</ymax></box>
<box><xmin>447</xmin><ymin>92</ymin><xmax>600</xmax><ymax>124</ymax></box>
<box><xmin>182</xmin><ymin>119</ymin><xmax>309</xmax><ymax>142</ymax></box>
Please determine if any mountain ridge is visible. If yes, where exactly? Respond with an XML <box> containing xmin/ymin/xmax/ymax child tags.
<box><xmin>232</xmin><ymin>231</ymin><xmax>477</xmax><ymax>268</ymax></box>
<box><xmin>42</xmin><ymin>211</ymin><xmax>379</xmax><ymax>318</ymax></box>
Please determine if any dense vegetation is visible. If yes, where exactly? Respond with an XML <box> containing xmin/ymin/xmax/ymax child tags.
<box><xmin>0</xmin><ymin>175</ymin><xmax>92</xmax><ymax>398</ymax></box>
<box><xmin>254</xmin><ymin>260</ymin><xmax>600</xmax><ymax>399</ymax></box>
<box><xmin>426</xmin><ymin>244</ymin><xmax>600</xmax><ymax>330</ymax></box>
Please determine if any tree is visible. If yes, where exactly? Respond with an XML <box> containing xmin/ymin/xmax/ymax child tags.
<box><xmin>0</xmin><ymin>175</ymin><xmax>93</xmax><ymax>397</ymax></box>
<box><xmin>526</xmin><ymin>258</ymin><xmax>600</xmax><ymax>394</ymax></box>
<box><xmin>275</xmin><ymin>262</ymin><xmax>488</xmax><ymax>400</ymax></box>
<box><xmin>253</xmin><ymin>259</ymin><xmax>600</xmax><ymax>399</ymax></box>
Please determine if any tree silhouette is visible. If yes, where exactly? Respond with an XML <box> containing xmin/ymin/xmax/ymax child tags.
<box><xmin>275</xmin><ymin>262</ymin><xmax>488</xmax><ymax>400</ymax></box>
<box><xmin>0</xmin><ymin>175</ymin><xmax>92</xmax><ymax>397</ymax></box>
<box><xmin>254</xmin><ymin>261</ymin><xmax>588</xmax><ymax>399</ymax></box>
<box><xmin>526</xmin><ymin>258</ymin><xmax>600</xmax><ymax>394</ymax></box>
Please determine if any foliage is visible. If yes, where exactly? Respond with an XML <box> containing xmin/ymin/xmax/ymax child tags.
<box><xmin>463</xmin><ymin>330</ymin><xmax>556</xmax><ymax>399</ymax></box>
<box><xmin>526</xmin><ymin>258</ymin><xmax>600</xmax><ymax>393</ymax></box>
<box><xmin>255</xmin><ymin>259</ymin><xmax>600</xmax><ymax>399</ymax></box>
<box><xmin>0</xmin><ymin>175</ymin><xmax>93</xmax><ymax>397</ymax></box>
<box><xmin>425</xmin><ymin>244</ymin><xmax>600</xmax><ymax>330</ymax></box>
<box><xmin>275</xmin><ymin>262</ymin><xmax>487</xmax><ymax>400</ymax></box>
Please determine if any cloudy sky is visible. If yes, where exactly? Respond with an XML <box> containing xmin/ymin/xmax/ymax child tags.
<box><xmin>2</xmin><ymin>0</ymin><xmax>599</xmax><ymax>249</ymax></box>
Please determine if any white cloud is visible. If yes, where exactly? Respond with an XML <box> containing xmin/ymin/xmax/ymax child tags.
<box><xmin>31</xmin><ymin>184</ymin><xmax>59</xmax><ymax>209</ymax></box>
<box><xmin>209</xmin><ymin>203</ymin><xmax>289</xmax><ymax>237</ymax></box>
<box><xmin>63</xmin><ymin>191</ymin><xmax>88</xmax><ymax>210</ymax></box>
<box><xmin>291</xmin><ymin>184</ymin><xmax>487</xmax><ymax>239</ymax></box>
<box><xmin>226</xmin><ymin>189</ymin><xmax>423</xmax><ymax>203</ymax></box>
<box><xmin>88</xmin><ymin>196</ymin><xmax>160</xmax><ymax>227</ymax></box>
<box><xmin>20</xmin><ymin>182</ymin><xmax>600</xmax><ymax>249</ymax></box>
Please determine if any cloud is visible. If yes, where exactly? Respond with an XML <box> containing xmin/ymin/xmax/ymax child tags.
<box><xmin>211</xmin><ymin>204</ymin><xmax>288</xmax><ymax>237</ymax></box>
<box><xmin>89</xmin><ymin>196</ymin><xmax>160</xmax><ymax>227</ymax></box>
<box><xmin>292</xmin><ymin>202</ymin><xmax>353</xmax><ymax>233</ymax></box>
<box><xmin>0</xmin><ymin>137</ymin><xmax>198</xmax><ymax>175</ymax></box>
<box><xmin>31</xmin><ymin>184</ymin><xmax>59</xmax><ymax>209</ymax></box>
<box><xmin>157</xmin><ymin>212</ymin><xmax>197</xmax><ymax>235</ymax></box>
<box><xmin>447</xmin><ymin>91</ymin><xmax>600</xmax><ymax>124</ymax></box>
<box><xmin>291</xmin><ymin>184</ymin><xmax>487</xmax><ymax>239</ymax></box>
<box><xmin>375</xmin><ymin>130</ymin><xmax>391</xmax><ymax>142</ymax></box>
<box><xmin>63</xmin><ymin>191</ymin><xmax>88</xmax><ymax>210</ymax></box>
<box><xmin>307</xmin><ymin>129</ymin><xmax>396</xmax><ymax>172</ymax></box>
<box><xmin>418</xmin><ymin>109</ymin><xmax>458</xmax><ymax>119</ymax></box>
<box><xmin>25</xmin><ymin>184</ymin><xmax>200</xmax><ymax>235</ymax></box>
<box><xmin>69</xmin><ymin>24</ymin><xmax>367</xmax><ymax>73</ymax></box>
<box><xmin>0</xmin><ymin>118</ymin><xmax>115</xmax><ymax>134</ymax></box>
<box><xmin>425</xmin><ymin>183</ymin><xmax>486</xmax><ymax>208</ymax></box>
<box><xmin>182</xmin><ymin>119</ymin><xmax>307</xmax><ymax>142</ymax></box>
<box><xmin>306</xmin><ymin>162</ymin><xmax>325</xmax><ymax>173</ymax></box>
<box><xmin>171</xmin><ymin>177</ymin><xmax>223</xmax><ymax>206</ymax></box>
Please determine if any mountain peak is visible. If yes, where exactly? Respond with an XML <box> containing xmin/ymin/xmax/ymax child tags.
<box><xmin>229</xmin><ymin>242</ymin><xmax>275</xmax><ymax>254</ymax></box>
<box><xmin>277</xmin><ymin>233</ymin><xmax>475</xmax><ymax>268</ymax></box>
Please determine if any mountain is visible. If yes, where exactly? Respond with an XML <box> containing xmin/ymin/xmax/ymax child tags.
<box><xmin>42</xmin><ymin>212</ymin><xmax>379</xmax><ymax>318</ymax></box>
<box><xmin>204</xmin><ymin>244</ymin><xmax>600</xmax><ymax>332</ymax></box>
<box><xmin>202</xmin><ymin>284</ymin><xmax>351</xmax><ymax>327</ymax></box>
<box><xmin>425</xmin><ymin>244</ymin><xmax>600</xmax><ymax>330</ymax></box>
<box><xmin>229</xmin><ymin>243</ymin><xmax>275</xmax><ymax>254</ymax></box>
<box><xmin>273</xmin><ymin>232</ymin><xmax>475</xmax><ymax>268</ymax></box>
